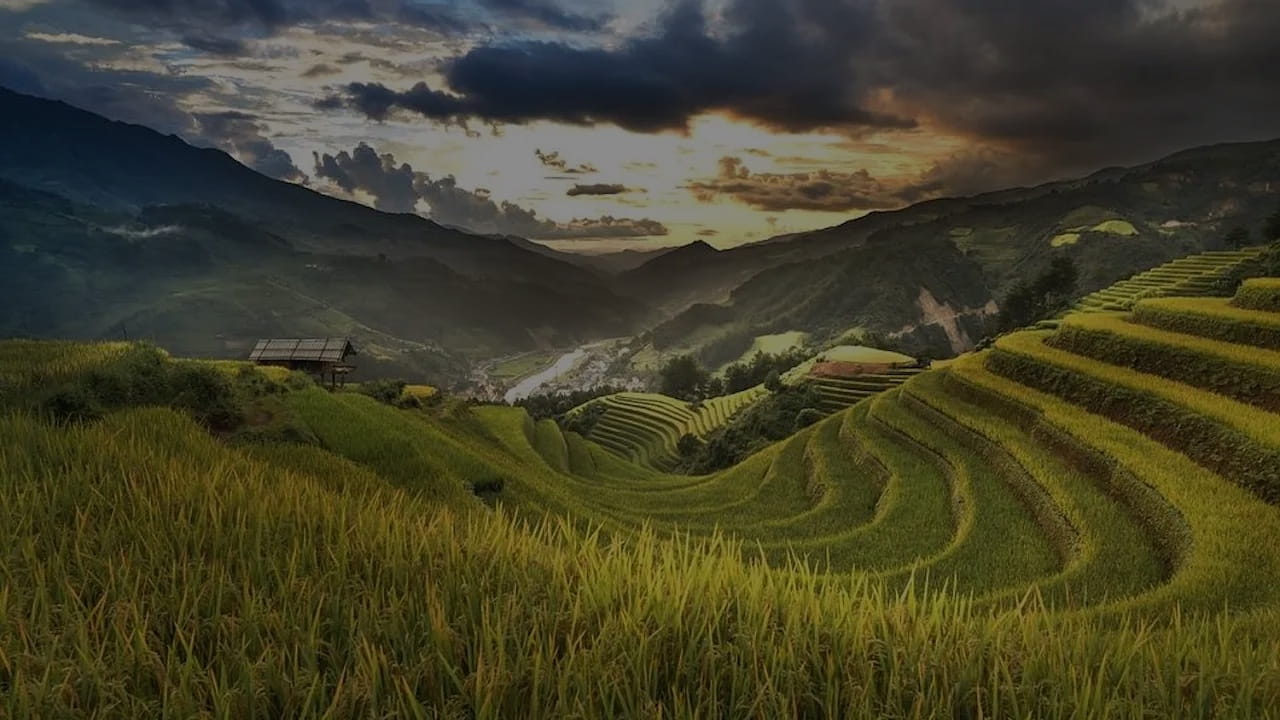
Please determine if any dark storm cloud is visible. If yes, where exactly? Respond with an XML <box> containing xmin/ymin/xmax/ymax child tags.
<box><xmin>477</xmin><ymin>0</ymin><xmax>607</xmax><ymax>31</ymax></box>
<box><xmin>180</xmin><ymin>33</ymin><xmax>248</xmax><ymax>55</ymax></box>
<box><xmin>322</xmin><ymin>0</ymin><xmax>914</xmax><ymax>133</ymax></box>
<box><xmin>313</xmin><ymin>143</ymin><xmax>669</xmax><ymax>239</ymax></box>
<box><xmin>74</xmin><ymin>0</ymin><xmax>605</xmax><ymax>47</ymax></box>
<box><xmin>688</xmin><ymin>156</ymin><xmax>907</xmax><ymax>212</ymax></box>
<box><xmin>869</xmin><ymin>0</ymin><xmax>1280</xmax><ymax>171</ymax></box>
<box><xmin>566</xmin><ymin>183</ymin><xmax>630</xmax><ymax>196</ymax></box>
<box><xmin>320</xmin><ymin>0</ymin><xmax>1280</xmax><ymax>193</ymax></box>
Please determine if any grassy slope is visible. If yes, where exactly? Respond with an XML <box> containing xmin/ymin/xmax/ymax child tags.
<box><xmin>6</xmin><ymin>274</ymin><xmax>1280</xmax><ymax>715</ymax></box>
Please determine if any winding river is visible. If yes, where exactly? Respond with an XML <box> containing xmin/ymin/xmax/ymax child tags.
<box><xmin>503</xmin><ymin>347</ymin><xmax>588</xmax><ymax>403</ymax></box>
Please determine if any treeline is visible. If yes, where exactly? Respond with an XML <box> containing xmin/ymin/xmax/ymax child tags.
<box><xmin>515</xmin><ymin>386</ymin><xmax>624</xmax><ymax>421</ymax></box>
<box><xmin>659</xmin><ymin>348</ymin><xmax>808</xmax><ymax>401</ymax></box>
<box><xmin>995</xmin><ymin>255</ymin><xmax>1079</xmax><ymax>333</ymax></box>
<box><xmin>675</xmin><ymin>383</ymin><xmax>826</xmax><ymax>474</ymax></box>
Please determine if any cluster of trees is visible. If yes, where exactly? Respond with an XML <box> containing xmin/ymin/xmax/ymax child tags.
<box><xmin>659</xmin><ymin>349</ymin><xmax>808</xmax><ymax>401</ymax></box>
<box><xmin>515</xmin><ymin>386</ymin><xmax>623</xmax><ymax>421</ymax></box>
<box><xmin>1225</xmin><ymin>203</ymin><xmax>1280</xmax><ymax>249</ymax></box>
<box><xmin>995</xmin><ymin>255</ymin><xmax>1080</xmax><ymax>333</ymax></box>
<box><xmin>675</xmin><ymin>383</ymin><xmax>825</xmax><ymax>474</ymax></box>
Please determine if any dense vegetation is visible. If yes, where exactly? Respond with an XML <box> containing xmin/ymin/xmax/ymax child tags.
<box><xmin>995</xmin><ymin>255</ymin><xmax>1079</xmax><ymax>332</ymax></box>
<box><xmin>657</xmin><ymin>348</ymin><xmax>808</xmax><ymax>401</ymax></box>
<box><xmin>6</xmin><ymin>261</ymin><xmax>1280</xmax><ymax>715</ymax></box>
<box><xmin>676</xmin><ymin>382</ymin><xmax>825</xmax><ymax>473</ymax></box>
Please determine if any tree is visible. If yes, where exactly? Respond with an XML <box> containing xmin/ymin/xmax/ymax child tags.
<box><xmin>676</xmin><ymin>433</ymin><xmax>703</xmax><ymax>458</ymax></box>
<box><xmin>1225</xmin><ymin>226</ymin><xmax>1251</xmax><ymax>250</ymax></box>
<box><xmin>1265</xmin><ymin>205</ymin><xmax>1280</xmax><ymax>243</ymax></box>
<box><xmin>996</xmin><ymin>255</ymin><xmax>1079</xmax><ymax>332</ymax></box>
<box><xmin>659</xmin><ymin>354</ymin><xmax>708</xmax><ymax>401</ymax></box>
<box><xmin>702</xmin><ymin>375</ymin><xmax>725</xmax><ymax>398</ymax></box>
<box><xmin>764</xmin><ymin>370</ymin><xmax>783</xmax><ymax>393</ymax></box>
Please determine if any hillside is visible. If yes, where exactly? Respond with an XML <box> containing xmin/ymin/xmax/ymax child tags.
<box><xmin>5</xmin><ymin>272</ymin><xmax>1280</xmax><ymax>715</ymax></box>
<box><xmin>624</xmin><ymin>139</ymin><xmax>1280</xmax><ymax>361</ymax></box>
<box><xmin>0</xmin><ymin>89</ymin><xmax>646</xmax><ymax>383</ymax></box>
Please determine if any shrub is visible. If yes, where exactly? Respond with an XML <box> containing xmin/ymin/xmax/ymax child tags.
<box><xmin>764</xmin><ymin>370</ymin><xmax>783</xmax><ymax>393</ymax></box>
<box><xmin>359</xmin><ymin>379</ymin><xmax>408</xmax><ymax>405</ymax></box>
<box><xmin>286</xmin><ymin>371</ymin><xmax>314</xmax><ymax>390</ymax></box>
<box><xmin>794</xmin><ymin>408</ymin><xmax>824</xmax><ymax>430</ymax></box>
<box><xmin>676</xmin><ymin>433</ymin><xmax>703</xmax><ymax>458</ymax></box>
<box><xmin>471</xmin><ymin>475</ymin><xmax>506</xmax><ymax>498</ymax></box>
<box><xmin>40</xmin><ymin>386</ymin><xmax>102</xmax><ymax>424</ymax></box>
<box><xmin>563</xmin><ymin>403</ymin><xmax>606</xmax><ymax>436</ymax></box>
<box><xmin>171</xmin><ymin>364</ymin><xmax>242</xmax><ymax>430</ymax></box>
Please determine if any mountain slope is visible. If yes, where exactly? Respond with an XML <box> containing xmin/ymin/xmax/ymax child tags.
<box><xmin>630</xmin><ymin>138</ymin><xmax>1280</xmax><ymax>360</ymax></box>
<box><xmin>0</xmin><ymin>88</ymin><xmax>648</xmax><ymax>381</ymax></box>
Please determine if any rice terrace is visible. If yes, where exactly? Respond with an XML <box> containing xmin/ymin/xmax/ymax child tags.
<box><xmin>6</xmin><ymin>2</ymin><xmax>1280</xmax><ymax>717</ymax></box>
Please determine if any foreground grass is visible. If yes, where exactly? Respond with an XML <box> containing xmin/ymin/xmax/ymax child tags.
<box><xmin>3</xmin><ymin>408</ymin><xmax>1280</xmax><ymax>719</ymax></box>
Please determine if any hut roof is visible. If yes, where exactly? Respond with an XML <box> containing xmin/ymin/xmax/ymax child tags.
<box><xmin>248</xmin><ymin>337</ymin><xmax>356</xmax><ymax>363</ymax></box>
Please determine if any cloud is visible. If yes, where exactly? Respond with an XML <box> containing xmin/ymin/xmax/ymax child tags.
<box><xmin>869</xmin><ymin>0</ymin><xmax>1280</xmax><ymax>172</ymax></box>
<box><xmin>180</xmin><ymin>33</ymin><xmax>247</xmax><ymax>55</ymax></box>
<box><xmin>192</xmin><ymin>111</ymin><xmax>306</xmax><ymax>182</ymax></box>
<box><xmin>567</xmin><ymin>183</ymin><xmax>631</xmax><ymax>197</ymax></box>
<box><xmin>72</xmin><ymin>0</ymin><xmax>605</xmax><ymax>50</ymax></box>
<box><xmin>535</xmin><ymin>148</ymin><xmax>596</xmax><ymax>174</ymax></box>
<box><xmin>313</xmin><ymin>143</ymin><xmax>668</xmax><ymax>240</ymax></box>
<box><xmin>688</xmin><ymin>156</ymin><xmax>909</xmax><ymax>212</ymax></box>
<box><xmin>301</xmin><ymin>62</ymin><xmax>340</xmax><ymax>78</ymax></box>
<box><xmin>320</xmin><ymin>0</ymin><xmax>915</xmax><ymax>133</ymax></box>
<box><xmin>477</xmin><ymin>0</ymin><xmax>608</xmax><ymax>32</ymax></box>
<box><xmin>23</xmin><ymin>31</ymin><xmax>120</xmax><ymax>45</ymax></box>
<box><xmin>318</xmin><ymin>0</ymin><xmax>1280</xmax><ymax>194</ymax></box>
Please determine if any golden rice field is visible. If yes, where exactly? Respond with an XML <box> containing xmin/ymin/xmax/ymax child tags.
<box><xmin>3</xmin><ymin>274</ymin><xmax>1280</xmax><ymax>717</ymax></box>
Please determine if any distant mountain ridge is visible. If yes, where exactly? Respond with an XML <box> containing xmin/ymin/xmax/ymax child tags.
<box><xmin>2</xmin><ymin>85</ymin><xmax>1278</xmax><ymax>384</ymax></box>
<box><xmin>0</xmin><ymin>87</ymin><xmax>648</xmax><ymax>383</ymax></box>
<box><xmin>625</xmin><ymin>137</ymin><xmax>1280</xmax><ymax>362</ymax></box>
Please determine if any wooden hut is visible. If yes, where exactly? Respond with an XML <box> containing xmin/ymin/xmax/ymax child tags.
<box><xmin>249</xmin><ymin>337</ymin><xmax>357</xmax><ymax>388</ymax></box>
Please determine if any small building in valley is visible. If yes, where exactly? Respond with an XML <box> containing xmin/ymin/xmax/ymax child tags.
<box><xmin>249</xmin><ymin>337</ymin><xmax>357</xmax><ymax>388</ymax></box>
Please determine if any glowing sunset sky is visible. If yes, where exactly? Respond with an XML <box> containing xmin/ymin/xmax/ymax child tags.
<box><xmin>2</xmin><ymin>0</ymin><xmax>1277</xmax><ymax>252</ymax></box>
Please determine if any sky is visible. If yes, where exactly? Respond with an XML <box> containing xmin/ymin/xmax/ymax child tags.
<box><xmin>2</xmin><ymin>0</ymin><xmax>1279</xmax><ymax>253</ymax></box>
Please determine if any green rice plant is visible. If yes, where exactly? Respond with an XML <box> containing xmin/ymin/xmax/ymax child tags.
<box><xmin>990</xmin><ymin>330</ymin><xmax>1280</xmax><ymax>503</ymax></box>
<box><xmin>572</xmin><ymin>386</ymin><xmax>768</xmax><ymax>469</ymax></box>
<box><xmin>0</xmin><ymin>339</ymin><xmax>130</xmax><ymax>400</ymax></box>
<box><xmin>931</xmin><ymin>362</ymin><xmax>1175</xmax><ymax>609</ymax></box>
<box><xmin>1132</xmin><ymin>296</ymin><xmax>1280</xmax><ymax>349</ymax></box>
<box><xmin>1052</xmin><ymin>312</ymin><xmax>1280</xmax><ymax>410</ymax></box>
<box><xmin>531</xmin><ymin>417</ymin><xmax>570</xmax><ymax>473</ymax></box>
<box><xmin>752</xmin><ymin>395</ymin><xmax>956</xmax><ymax>574</ymax></box>
<box><xmin>957</xmin><ymin>354</ymin><xmax>1280</xmax><ymax>616</ymax></box>
<box><xmin>1065</xmin><ymin>248</ymin><xmax>1266</xmax><ymax>317</ymax></box>
<box><xmin>286</xmin><ymin>388</ymin><xmax>482</xmax><ymax>507</ymax></box>
<box><xmin>1232</xmin><ymin>278</ymin><xmax>1280</xmax><ymax>311</ymax></box>
<box><xmin>7</xmin><ymin>408</ymin><xmax>1280</xmax><ymax>717</ymax></box>
<box><xmin>875</xmin><ymin>374</ymin><xmax>1061</xmax><ymax>597</ymax></box>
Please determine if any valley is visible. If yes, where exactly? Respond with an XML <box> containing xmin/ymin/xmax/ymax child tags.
<box><xmin>3</xmin><ymin>66</ymin><xmax>1280</xmax><ymax>717</ymax></box>
<box><xmin>4</xmin><ymin>266</ymin><xmax>1280</xmax><ymax>715</ymax></box>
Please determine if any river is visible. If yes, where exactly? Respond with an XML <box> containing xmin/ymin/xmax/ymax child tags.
<box><xmin>503</xmin><ymin>347</ymin><xmax>588</xmax><ymax>403</ymax></box>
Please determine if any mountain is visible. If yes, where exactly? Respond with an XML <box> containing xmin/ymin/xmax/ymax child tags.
<box><xmin>560</xmin><ymin>246</ymin><xmax>681</xmax><ymax>275</ymax></box>
<box><xmin>631</xmin><ymin>138</ymin><xmax>1280</xmax><ymax>362</ymax></box>
<box><xmin>0</xmin><ymin>88</ymin><xmax>648</xmax><ymax>384</ymax></box>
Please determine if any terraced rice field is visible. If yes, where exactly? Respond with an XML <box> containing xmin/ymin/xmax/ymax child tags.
<box><xmin>489</xmin><ymin>278</ymin><xmax>1280</xmax><ymax>627</ymax></box>
<box><xmin>6</xmin><ymin>274</ymin><xmax>1280</xmax><ymax>715</ymax></box>
<box><xmin>1038</xmin><ymin>247</ymin><xmax>1268</xmax><ymax>329</ymax></box>
<box><xmin>572</xmin><ymin>386</ymin><xmax>769</xmax><ymax>469</ymax></box>
<box><xmin>804</xmin><ymin>367</ymin><xmax>925</xmax><ymax>414</ymax></box>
